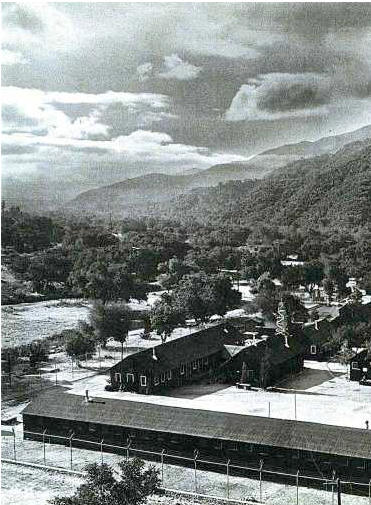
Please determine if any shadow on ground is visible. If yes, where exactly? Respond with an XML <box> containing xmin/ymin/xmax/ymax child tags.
<box><xmin>166</xmin><ymin>382</ymin><xmax>230</xmax><ymax>399</ymax></box>
<box><xmin>274</xmin><ymin>367</ymin><xmax>344</xmax><ymax>391</ymax></box>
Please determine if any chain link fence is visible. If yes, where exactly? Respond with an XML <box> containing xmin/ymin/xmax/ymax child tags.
<box><xmin>2</xmin><ymin>429</ymin><xmax>371</xmax><ymax>504</ymax></box>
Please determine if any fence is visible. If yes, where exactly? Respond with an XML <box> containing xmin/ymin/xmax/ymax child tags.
<box><xmin>2</xmin><ymin>429</ymin><xmax>371</xmax><ymax>504</ymax></box>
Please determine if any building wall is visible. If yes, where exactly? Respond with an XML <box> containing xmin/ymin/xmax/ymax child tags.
<box><xmin>23</xmin><ymin>413</ymin><xmax>370</xmax><ymax>480</ymax></box>
<box><xmin>221</xmin><ymin>343</ymin><xmax>304</xmax><ymax>387</ymax></box>
<box><xmin>349</xmin><ymin>352</ymin><xmax>371</xmax><ymax>382</ymax></box>
<box><xmin>110</xmin><ymin>350</ymin><xmax>223</xmax><ymax>394</ymax></box>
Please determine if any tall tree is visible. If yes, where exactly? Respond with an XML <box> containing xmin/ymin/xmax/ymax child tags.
<box><xmin>89</xmin><ymin>301</ymin><xmax>132</xmax><ymax>358</ymax></box>
<box><xmin>65</xmin><ymin>330</ymin><xmax>96</xmax><ymax>364</ymax></box>
<box><xmin>151</xmin><ymin>293</ymin><xmax>186</xmax><ymax>342</ymax></box>
<box><xmin>303</xmin><ymin>261</ymin><xmax>324</xmax><ymax>298</ymax></box>
<box><xmin>175</xmin><ymin>272</ymin><xmax>215</xmax><ymax>324</ymax></box>
<box><xmin>323</xmin><ymin>277</ymin><xmax>335</xmax><ymax>305</ymax></box>
<box><xmin>210</xmin><ymin>273</ymin><xmax>242</xmax><ymax>316</ymax></box>
<box><xmin>259</xmin><ymin>343</ymin><xmax>272</xmax><ymax>389</ymax></box>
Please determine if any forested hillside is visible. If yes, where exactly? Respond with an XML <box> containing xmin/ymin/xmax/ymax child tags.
<box><xmin>155</xmin><ymin>141</ymin><xmax>371</xmax><ymax>231</ymax></box>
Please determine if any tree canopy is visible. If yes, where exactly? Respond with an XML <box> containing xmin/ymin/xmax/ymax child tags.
<box><xmin>49</xmin><ymin>459</ymin><xmax>160</xmax><ymax>505</ymax></box>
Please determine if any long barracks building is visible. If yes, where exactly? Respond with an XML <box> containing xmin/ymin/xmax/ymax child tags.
<box><xmin>23</xmin><ymin>388</ymin><xmax>371</xmax><ymax>483</ymax></box>
<box><xmin>109</xmin><ymin>323</ymin><xmax>305</xmax><ymax>394</ymax></box>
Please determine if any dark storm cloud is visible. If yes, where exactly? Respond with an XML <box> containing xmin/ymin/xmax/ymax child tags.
<box><xmin>258</xmin><ymin>80</ymin><xmax>329</xmax><ymax>113</ymax></box>
<box><xmin>256</xmin><ymin>3</ymin><xmax>371</xmax><ymax>34</ymax></box>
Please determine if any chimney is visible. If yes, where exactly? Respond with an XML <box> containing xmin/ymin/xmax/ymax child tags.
<box><xmin>314</xmin><ymin>320</ymin><xmax>318</xmax><ymax>331</ymax></box>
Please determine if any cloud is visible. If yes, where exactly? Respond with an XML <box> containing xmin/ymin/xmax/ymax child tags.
<box><xmin>2</xmin><ymin>129</ymin><xmax>246</xmax><ymax>166</ymax></box>
<box><xmin>2</xmin><ymin>86</ymin><xmax>171</xmax><ymax>140</ymax></box>
<box><xmin>158</xmin><ymin>54</ymin><xmax>202</xmax><ymax>81</ymax></box>
<box><xmin>2</xmin><ymin>3</ymin><xmax>371</xmax><ymax>198</ymax></box>
<box><xmin>225</xmin><ymin>73</ymin><xmax>331</xmax><ymax>121</ymax></box>
<box><xmin>1</xmin><ymin>49</ymin><xmax>28</xmax><ymax>66</ymax></box>
<box><xmin>2</xmin><ymin>2</ymin><xmax>75</xmax><ymax>53</ymax></box>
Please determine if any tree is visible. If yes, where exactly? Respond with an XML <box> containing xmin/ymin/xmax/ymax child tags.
<box><xmin>247</xmin><ymin>281</ymin><xmax>280</xmax><ymax>321</ymax></box>
<box><xmin>281</xmin><ymin>266</ymin><xmax>305</xmax><ymax>291</ymax></box>
<box><xmin>259</xmin><ymin>343</ymin><xmax>272</xmax><ymax>389</ymax></box>
<box><xmin>303</xmin><ymin>261</ymin><xmax>324</xmax><ymax>298</ymax></box>
<box><xmin>151</xmin><ymin>293</ymin><xmax>186</xmax><ymax>342</ymax></box>
<box><xmin>323</xmin><ymin>277</ymin><xmax>335</xmax><ymax>305</ymax></box>
<box><xmin>65</xmin><ymin>330</ymin><xmax>96</xmax><ymax>364</ymax></box>
<box><xmin>281</xmin><ymin>293</ymin><xmax>308</xmax><ymax>323</ymax></box>
<box><xmin>69</xmin><ymin>258</ymin><xmax>147</xmax><ymax>303</ymax></box>
<box><xmin>89</xmin><ymin>302</ymin><xmax>133</xmax><ymax>358</ymax></box>
<box><xmin>175</xmin><ymin>272</ymin><xmax>215</xmax><ymax>324</ymax></box>
<box><xmin>49</xmin><ymin>458</ymin><xmax>160</xmax><ymax>505</ymax></box>
<box><xmin>210</xmin><ymin>273</ymin><xmax>242</xmax><ymax>316</ymax></box>
<box><xmin>327</xmin><ymin>264</ymin><xmax>349</xmax><ymax>299</ymax></box>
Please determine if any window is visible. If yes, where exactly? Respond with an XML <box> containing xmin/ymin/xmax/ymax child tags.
<box><xmin>167</xmin><ymin>370</ymin><xmax>172</xmax><ymax>380</ymax></box>
<box><xmin>161</xmin><ymin>373</ymin><xmax>166</xmax><ymax>383</ymax></box>
<box><xmin>214</xmin><ymin>439</ymin><xmax>223</xmax><ymax>450</ymax></box>
<box><xmin>140</xmin><ymin>375</ymin><xmax>147</xmax><ymax>387</ymax></box>
<box><xmin>115</xmin><ymin>373</ymin><xmax>122</xmax><ymax>383</ymax></box>
<box><xmin>203</xmin><ymin>357</ymin><xmax>208</xmax><ymax>365</ymax></box>
<box><xmin>180</xmin><ymin>365</ymin><xmax>185</xmax><ymax>375</ymax></box>
<box><xmin>126</xmin><ymin>373</ymin><xmax>134</xmax><ymax>383</ymax></box>
<box><xmin>310</xmin><ymin>345</ymin><xmax>317</xmax><ymax>355</ymax></box>
<box><xmin>192</xmin><ymin>361</ymin><xmax>197</xmax><ymax>370</ymax></box>
<box><xmin>351</xmin><ymin>362</ymin><xmax>359</xmax><ymax>370</ymax></box>
<box><xmin>154</xmin><ymin>375</ymin><xmax>160</xmax><ymax>385</ymax></box>
<box><xmin>230</xmin><ymin>442</ymin><xmax>238</xmax><ymax>451</ymax></box>
<box><xmin>248</xmin><ymin>370</ymin><xmax>254</xmax><ymax>379</ymax></box>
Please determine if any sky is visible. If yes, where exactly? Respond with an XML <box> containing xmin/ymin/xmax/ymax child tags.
<box><xmin>2</xmin><ymin>2</ymin><xmax>371</xmax><ymax>203</ymax></box>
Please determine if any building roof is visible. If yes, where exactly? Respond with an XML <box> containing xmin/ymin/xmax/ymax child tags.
<box><xmin>23</xmin><ymin>387</ymin><xmax>371</xmax><ymax>460</ymax></box>
<box><xmin>349</xmin><ymin>348</ymin><xmax>371</xmax><ymax>365</ymax></box>
<box><xmin>221</xmin><ymin>333</ymin><xmax>305</xmax><ymax>368</ymax></box>
<box><xmin>111</xmin><ymin>323</ymin><xmax>243</xmax><ymax>376</ymax></box>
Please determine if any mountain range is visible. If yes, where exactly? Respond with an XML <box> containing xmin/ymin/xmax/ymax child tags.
<box><xmin>153</xmin><ymin>140</ymin><xmax>371</xmax><ymax>230</ymax></box>
<box><xmin>65</xmin><ymin>125</ymin><xmax>371</xmax><ymax>217</ymax></box>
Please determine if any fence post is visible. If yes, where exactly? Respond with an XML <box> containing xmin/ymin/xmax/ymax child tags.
<box><xmin>259</xmin><ymin>459</ymin><xmax>263</xmax><ymax>502</ymax></box>
<box><xmin>161</xmin><ymin>449</ymin><xmax>166</xmax><ymax>485</ymax></box>
<box><xmin>331</xmin><ymin>470</ymin><xmax>336</xmax><ymax>505</ymax></box>
<box><xmin>194</xmin><ymin>449</ymin><xmax>199</xmax><ymax>494</ymax></box>
<box><xmin>69</xmin><ymin>432</ymin><xmax>74</xmax><ymax>470</ymax></box>
<box><xmin>126</xmin><ymin>437</ymin><xmax>131</xmax><ymax>461</ymax></box>
<box><xmin>296</xmin><ymin>470</ymin><xmax>299</xmax><ymax>505</ymax></box>
<box><xmin>43</xmin><ymin>428</ymin><xmax>47</xmax><ymax>465</ymax></box>
<box><xmin>12</xmin><ymin>428</ymin><xmax>16</xmax><ymax>461</ymax></box>
<box><xmin>337</xmin><ymin>478</ymin><xmax>342</xmax><ymax>505</ymax></box>
<box><xmin>226</xmin><ymin>459</ymin><xmax>230</xmax><ymax>499</ymax></box>
<box><xmin>100</xmin><ymin>438</ymin><xmax>104</xmax><ymax>465</ymax></box>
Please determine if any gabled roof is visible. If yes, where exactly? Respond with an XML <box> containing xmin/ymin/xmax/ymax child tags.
<box><xmin>221</xmin><ymin>333</ymin><xmax>305</xmax><ymax>367</ymax></box>
<box><xmin>23</xmin><ymin>387</ymin><xmax>371</xmax><ymax>460</ymax></box>
<box><xmin>349</xmin><ymin>348</ymin><xmax>371</xmax><ymax>365</ymax></box>
<box><xmin>111</xmin><ymin>323</ymin><xmax>242</xmax><ymax>375</ymax></box>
